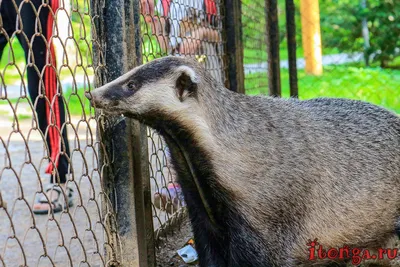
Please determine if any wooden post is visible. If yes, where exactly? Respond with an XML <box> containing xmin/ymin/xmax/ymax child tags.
<box><xmin>265</xmin><ymin>0</ymin><xmax>281</xmax><ymax>97</ymax></box>
<box><xmin>224</xmin><ymin>0</ymin><xmax>245</xmax><ymax>94</ymax></box>
<box><xmin>126</xmin><ymin>1</ymin><xmax>156</xmax><ymax>266</ymax></box>
<box><xmin>300</xmin><ymin>0</ymin><xmax>323</xmax><ymax>75</ymax></box>
<box><xmin>92</xmin><ymin>0</ymin><xmax>156</xmax><ymax>266</ymax></box>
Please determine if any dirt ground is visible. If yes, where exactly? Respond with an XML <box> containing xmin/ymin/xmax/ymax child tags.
<box><xmin>0</xmin><ymin>114</ymin><xmax>108</xmax><ymax>266</ymax></box>
<box><xmin>0</xmin><ymin>111</ymin><xmax>192</xmax><ymax>266</ymax></box>
<box><xmin>155</xmin><ymin>217</ymin><xmax>198</xmax><ymax>267</ymax></box>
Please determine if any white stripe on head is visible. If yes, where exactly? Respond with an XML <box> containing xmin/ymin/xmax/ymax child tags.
<box><xmin>175</xmin><ymin>65</ymin><xmax>200</xmax><ymax>84</ymax></box>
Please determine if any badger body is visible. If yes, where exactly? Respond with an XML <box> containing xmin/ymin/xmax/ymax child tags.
<box><xmin>88</xmin><ymin>56</ymin><xmax>400</xmax><ymax>266</ymax></box>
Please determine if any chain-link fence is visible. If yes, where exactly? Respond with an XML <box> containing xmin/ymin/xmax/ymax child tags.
<box><xmin>1</xmin><ymin>0</ymin><xmax>399</xmax><ymax>266</ymax></box>
<box><xmin>140</xmin><ymin>0</ymin><xmax>225</xmax><ymax>263</ymax></box>
<box><xmin>242</xmin><ymin>0</ymin><xmax>268</xmax><ymax>95</ymax></box>
<box><xmin>0</xmin><ymin>0</ymin><xmax>121</xmax><ymax>266</ymax></box>
<box><xmin>143</xmin><ymin>0</ymin><xmax>399</xmax><ymax>263</ymax></box>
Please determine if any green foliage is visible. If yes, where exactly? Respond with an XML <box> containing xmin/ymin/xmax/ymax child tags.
<box><xmin>70</xmin><ymin>0</ymin><xmax>93</xmax><ymax>65</ymax></box>
<box><xmin>241</xmin><ymin>0</ymin><xmax>339</xmax><ymax>64</ymax></box>
<box><xmin>317</xmin><ymin>0</ymin><xmax>400</xmax><ymax>67</ymax></box>
<box><xmin>240</xmin><ymin>0</ymin><xmax>269</xmax><ymax>65</ymax></box>
<box><xmin>318</xmin><ymin>0</ymin><xmax>362</xmax><ymax>53</ymax></box>
<box><xmin>365</xmin><ymin>0</ymin><xmax>400</xmax><ymax>67</ymax></box>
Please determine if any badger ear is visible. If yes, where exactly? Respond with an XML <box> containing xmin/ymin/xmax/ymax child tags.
<box><xmin>175</xmin><ymin>66</ymin><xmax>199</xmax><ymax>101</ymax></box>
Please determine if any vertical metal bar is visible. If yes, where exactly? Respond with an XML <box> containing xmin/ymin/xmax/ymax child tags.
<box><xmin>265</xmin><ymin>0</ymin><xmax>281</xmax><ymax>97</ymax></box>
<box><xmin>224</xmin><ymin>0</ymin><xmax>245</xmax><ymax>94</ymax></box>
<box><xmin>285</xmin><ymin>0</ymin><xmax>298</xmax><ymax>98</ymax></box>
<box><xmin>92</xmin><ymin>0</ymin><xmax>155</xmax><ymax>266</ymax></box>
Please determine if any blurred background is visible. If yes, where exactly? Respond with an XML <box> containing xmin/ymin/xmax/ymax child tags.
<box><xmin>242</xmin><ymin>0</ymin><xmax>399</xmax><ymax>113</ymax></box>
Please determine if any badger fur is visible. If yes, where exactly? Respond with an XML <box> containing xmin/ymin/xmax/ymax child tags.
<box><xmin>88</xmin><ymin>56</ymin><xmax>400</xmax><ymax>267</ymax></box>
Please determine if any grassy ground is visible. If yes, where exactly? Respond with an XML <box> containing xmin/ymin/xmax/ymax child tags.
<box><xmin>246</xmin><ymin>65</ymin><xmax>400</xmax><ymax>114</ymax></box>
<box><xmin>243</xmin><ymin>47</ymin><xmax>340</xmax><ymax>64</ymax></box>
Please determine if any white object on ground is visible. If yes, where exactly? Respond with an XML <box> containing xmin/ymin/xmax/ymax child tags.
<box><xmin>177</xmin><ymin>245</ymin><xmax>198</xmax><ymax>263</ymax></box>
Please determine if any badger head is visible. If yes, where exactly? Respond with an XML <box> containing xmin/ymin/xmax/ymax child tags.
<box><xmin>87</xmin><ymin>56</ymin><xmax>208</xmax><ymax>128</ymax></box>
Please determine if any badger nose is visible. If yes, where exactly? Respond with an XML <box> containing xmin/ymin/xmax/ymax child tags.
<box><xmin>85</xmin><ymin>91</ymin><xmax>97</xmax><ymax>108</ymax></box>
<box><xmin>85</xmin><ymin>91</ymin><xmax>92</xmax><ymax>100</ymax></box>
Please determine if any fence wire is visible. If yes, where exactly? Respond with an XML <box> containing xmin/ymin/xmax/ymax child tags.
<box><xmin>0</xmin><ymin>0</ymin><xmax>121</xmax><ymax>266</ymax></box>
<box><xmin>2</xmin><ymin>0</ymin><xmax>398</xmax><ymax>266</ymax></box>
<box><xmin>139</xmin><ymin>0</ymin><xmax>225</xmax><ymax>256</ymax></box>
<box><xmin>241</xmin><ymin>0</ymin><xmax>269</xmax><ymax>95</ymax></box>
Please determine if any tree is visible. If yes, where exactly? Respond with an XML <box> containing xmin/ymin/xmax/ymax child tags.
<box><xmin>365</xmin><ymin>0</ymin><xmax>400</xmax><ymax>68</ymax></box>
<box><xmin>318</xmin><ymin>0</ymin><xmax>399</xmax><ymax>67</ymax></box>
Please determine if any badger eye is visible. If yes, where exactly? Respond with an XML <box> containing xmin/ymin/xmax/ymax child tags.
<box><xmin>126</xmin><ymin>81</ymin><xmax>136</xmax><ymax>90</ymax></box>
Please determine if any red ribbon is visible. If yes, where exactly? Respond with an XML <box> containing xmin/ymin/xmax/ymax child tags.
<box><xmin>44</xmin><ymin>0</ymin><xmax>61</xmax><ymax>174</ymax></box>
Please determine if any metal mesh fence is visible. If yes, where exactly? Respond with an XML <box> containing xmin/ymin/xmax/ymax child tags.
<box><xmin>0</xmin><ymin>0</ymin><xmax>121</xmax><ymax>266</ymax></box>
<box><xmin>140</xmin><ymin>0</ymin><xmax>225</xmax><ymax>253</ymax></box>
<box><xmin>241</xmin><ymin>0</ymin><xmax>269</xmax><ymax>95</ymax></box>
<box><xmin>1</xmin><ymin>0</ymin><xmax>398</xmax><ymax>265</ymax></box>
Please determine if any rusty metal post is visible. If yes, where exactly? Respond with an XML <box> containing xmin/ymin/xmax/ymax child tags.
<box><xmin>265</xmin><ymin>0</ymin><xmax>281</xmax><ymax>97</ymax></box>
<box><xmin>91</xmin><ymin>0</ymin><xmax>155</xmax><ymax>266</ymax></box>
<box><xmin>224</xmin><ymin>0</ymin><xmax>245</xmax><ymax>94</ymax></box>
<box><xmin>285</xmin><ymin>0</ymin><xmax>298</xmax><ymax>98</ymax></box>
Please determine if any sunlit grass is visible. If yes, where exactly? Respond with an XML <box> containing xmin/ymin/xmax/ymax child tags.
<box><xmin>246</xmin><ymin>65</ymin><xmax>400</xmax><ymax>114</ymax></box>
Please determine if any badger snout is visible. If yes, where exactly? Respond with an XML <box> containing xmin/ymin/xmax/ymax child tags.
<box><xmin>86</xmin><ymin>85</ymin><xmax>126</xmax><ymax>115</ymax></box>
<box><xmin>86</xmin><ymin>87</ymin><xmax>112</xmax><ymax>109</ymax></box>
<box><xmin>85</xmin><ymin>90</ymin><xmax>103</xmax><ymax>108</ymax></box>
<box><xmin>85</xmin><ymin>91</ymin><xmax>92</xmax><ymax>101</ymax></box>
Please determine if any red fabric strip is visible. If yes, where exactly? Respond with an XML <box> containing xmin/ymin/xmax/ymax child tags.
<box><xmin>161</xmin><ymin>0</ymin><xmax>171</xmax><ymax>16</ymax></box>
<box><xmin>204</xmin><ymin>0</ymin><xmax>217</xmax><ymax>23</ymax></box>
<box><xmin>45</xmin><ymin>0</ymin><xmax>61</xmax><ymax>174</ymax></box>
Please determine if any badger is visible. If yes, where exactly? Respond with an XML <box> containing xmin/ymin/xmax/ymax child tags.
<box><xmin>87</xmin><ymin>56</ymin><xmax>400</xmax><ymax>267</ymax></box>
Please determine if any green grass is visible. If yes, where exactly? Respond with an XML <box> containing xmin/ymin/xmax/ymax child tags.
<box><xmin>0</xmin><ymin>39</ymin><xmax>25</xmax><ymax>68</ymax></box>
<box><xmin>0</xmin><ymin>39</ymin><xmax>27</xmax><ymax>85</ymax></box>
<box><xmin>63</xmin><ymin>87</ymin><xmax>92</xmax><ymax>116</ymax></box>
<box><xmin>2</xmin><ymin>87</ymin><xmax>91</xmax><ymax>117</ymax></box>
<box><xmin>246</xmin><ymin>65</ymin><xmax>400</xmax><ymax>114</ymax></box>
<box><xmin>16</xmin><ymin>114</ymin><xmax>32</xmax><ymax>121</ymax></box>
<box><xmin>0</xmin><ymin>6</ymin><xmax>91</xmax><ymax>86</ymax></box>
<box><xmin>243</xmin><ymin>47</ymin><xmax>340</xmax><ymax>64</ymax></box>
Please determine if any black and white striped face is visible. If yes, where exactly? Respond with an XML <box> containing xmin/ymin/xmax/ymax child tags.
<box><xmin>87</xmin><ymin>56</ymin><xmax>201</xmax><ymax>121</ymax></box>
